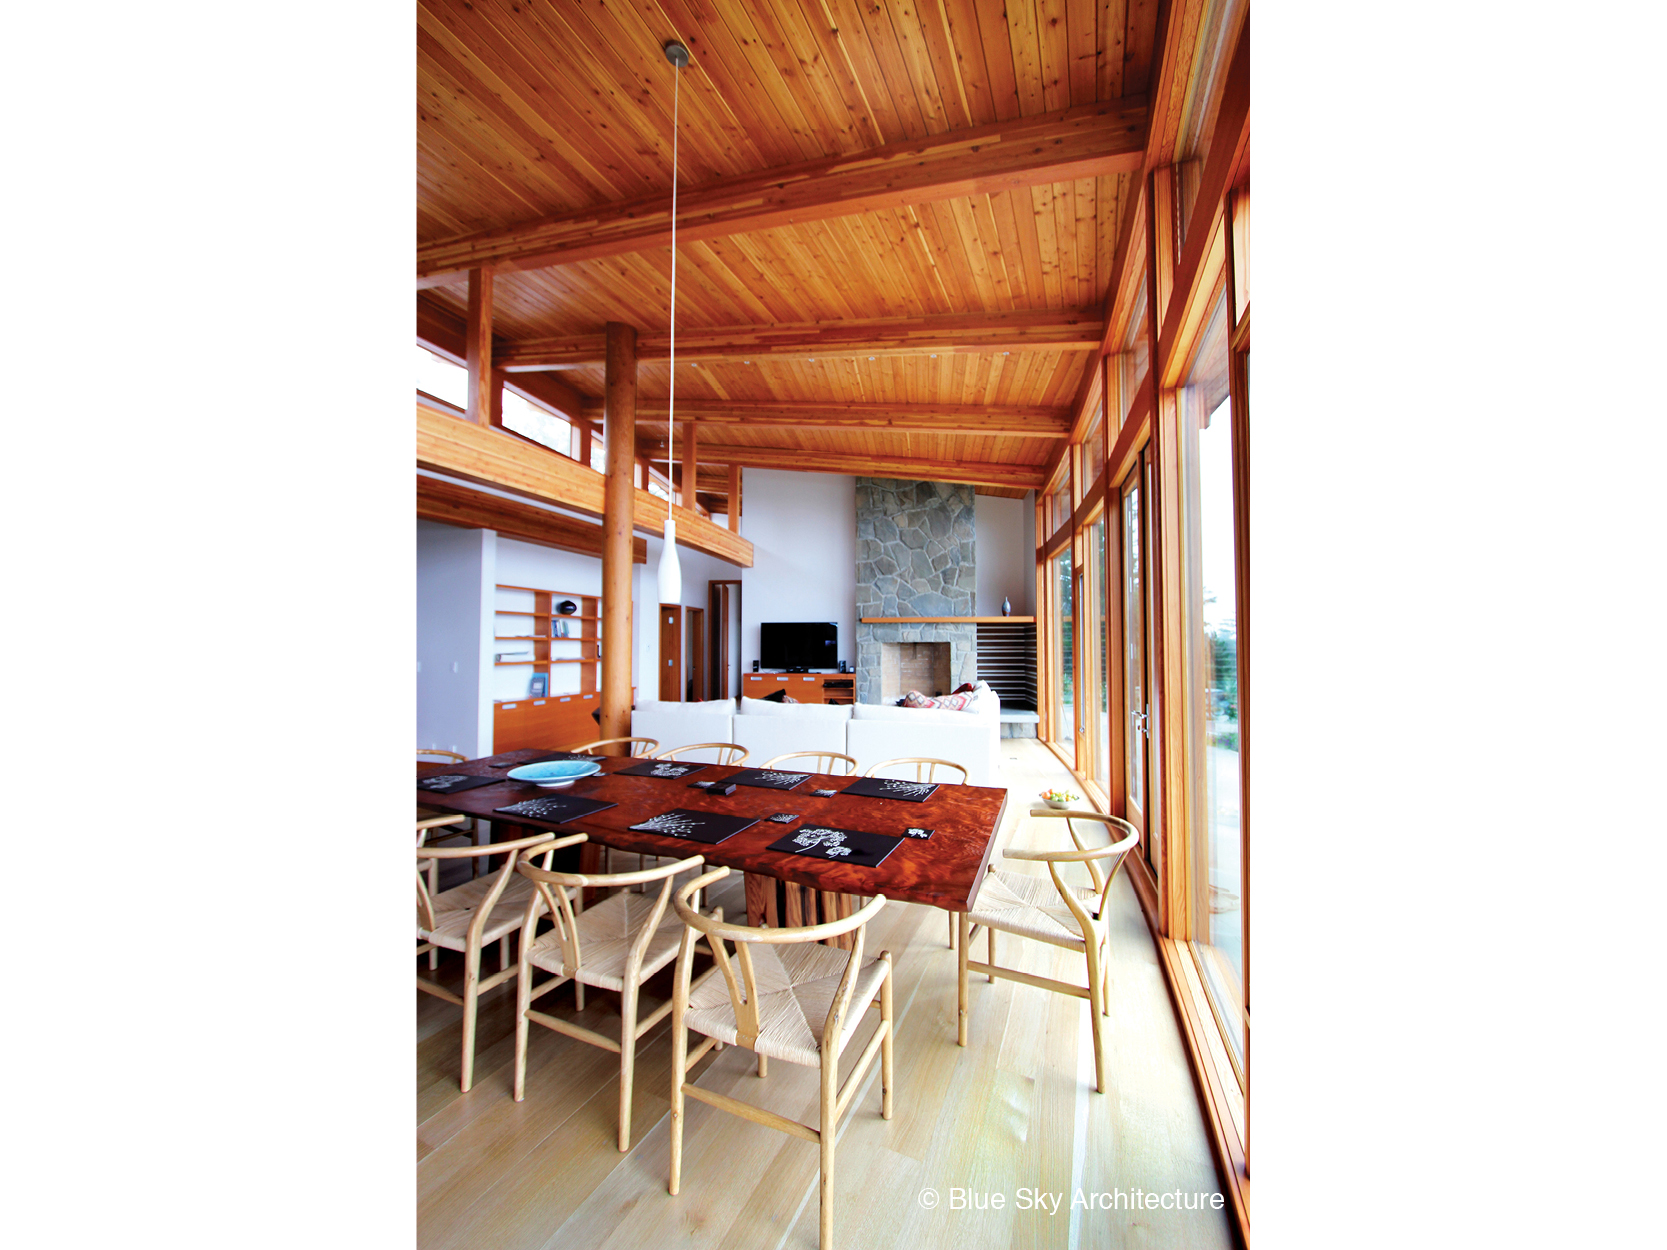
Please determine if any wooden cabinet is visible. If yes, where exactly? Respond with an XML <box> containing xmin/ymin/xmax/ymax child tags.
<box><xmin>741</xmin><ymin>673</ymin><xmax>853</xmax><ymax>705</ymax></box>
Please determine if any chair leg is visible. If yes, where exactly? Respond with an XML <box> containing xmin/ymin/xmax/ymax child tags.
<box><xmin>1101</xmin><ymin>940</ymin><xmax>1111</xmax><ymax>1015</ymax></box>
<box><xmin>460</xmin><ymin>945</ymin><xmax>482</xmax><ymax>1093</ymax></box>
<box><xmin>669</xmin><ymin>1021</ymin><xmax>688</xmax><ymax>1195</ymax></box>
<box><xmin>427</xmin><ymin>862</ymin><xmax>441</xmax><ymax>970</ymax></box>
<box><xmin>1085</xmin><ymin>947</ymin><xmax>1106</xmax><ymax>1094</ymax></box>
<box><xmin>757</xmin><ymin>1053</ymin><xmax>768</xmax><ymax>1078</ymax></box>
<box><xmin>617</xmin><ymin>984</ymin><xmax>639</xmax><ymax>1152</ymax></box>
<box><xmin>500</xmin><ymin>935</ymin><xmax>511</xmax><ymax>972</ymax></box>
<box><xmin>987</xmin><ymin>926</ymin><xmax>997</xmax><ymax>983</ymax></box>
<box><xmin>819</xmin><ymin>1047</ymin><xmax>838</xmax><ymax>1250</ymax></box>
<box><xmin>880</xmin><ymin>953</ymin><xmax>894</xmax><ymax>1120</ymax></box>
<box><xmin>513</xmin><ymin>959</ymin><xmax>532</xmax><ymax>1102</ymax></box>
<box><xmin>957</xmin><ymin>911</ymin><xmax>970</xmax><ymax>1047</ymax></box>
<box><xmin>947</xmin><ymin>911</ymin><xmax>957</xmax><ymax>951</ymax></box>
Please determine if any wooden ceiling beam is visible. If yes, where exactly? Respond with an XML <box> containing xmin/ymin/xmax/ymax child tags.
<box><xmin>497</xmin><ymin>309</ymin><xmax>1103</xmax><ymax>369</ymax></box>
<box><xmin>417</xmin><ymin>475</ymin><xmax>646</xmax><ymax>563</ymax></box>
<box><xmin>417</xmin><ymin>399</ymin><xmax>753</xmax><ymax>567</ymax></box>
<box><xmin>636</xmin><ymin>439</ymin><xmax>1044</xmax><ymax>492</ymax></box>
<box><xmin>419</xmin><ymin>100</ymin><xmax>1147</xmax><ymax>284</ymax></box>
<box><xmin>580</xmin><ymin>398</ymin><xmax>1071</xmax><ymax>439</ymax></box>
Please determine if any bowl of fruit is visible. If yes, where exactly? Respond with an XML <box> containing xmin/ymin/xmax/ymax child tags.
<box><xmin>1039</xmin><ymin>788</ymin><xmax>1079</xmax><ymax>810</ymax></box>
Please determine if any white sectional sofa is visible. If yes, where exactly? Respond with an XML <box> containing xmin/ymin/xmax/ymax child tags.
<box><xmin>631</xmin><ymin>687</ymin><xmax>1003</xmax><ymax>786</ymax></box>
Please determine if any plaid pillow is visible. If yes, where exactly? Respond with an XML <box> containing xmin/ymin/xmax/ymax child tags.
<box><xmin>933</xmin><ymin>690</ymin><xmax>975</xmax><ymax>711</ymax></box>
<box><xmin>901</xmin><ymin>690</ymin><xmax>936</xmax><ymax>709</ymax></box>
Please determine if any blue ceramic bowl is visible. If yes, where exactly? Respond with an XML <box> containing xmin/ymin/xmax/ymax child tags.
<box><xmin>507</xmin><ymin>760</ymin><xmax>603</xmax><ymax>788</ymax></box>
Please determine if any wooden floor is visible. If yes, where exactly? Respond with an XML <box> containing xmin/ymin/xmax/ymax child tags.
<box><xmin>418</xmin><ymin>739</ymin><xmax>1232</xmax><ymax>1250</ymax></box>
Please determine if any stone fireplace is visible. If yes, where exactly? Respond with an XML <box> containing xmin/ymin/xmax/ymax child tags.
<box><xmin>853</xmin><ymin>478</ymin><xmax>976</xmax><ymax>704</ymax></box>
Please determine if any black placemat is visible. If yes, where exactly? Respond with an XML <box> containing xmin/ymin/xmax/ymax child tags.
<box><xmin>628</xmin><ymin>808</ymin><xmax>759</xmax><ymax>844</ymax></box>
<box><xmin>724</xmin><ymin>767</ymin><xmax>812</xmax><ymax>791</ymax></box>
<box><xmin>767</xmin><ymin>823</ymin><xmax>903</xmax><ymax>867</ymax></box>
<box><xmin>618</xmin><ymin>759</ymin><xmax>709</xmax><ymax>779</ymax></box>
<box><xmin>521</xmin><ymin>751</ymin><xmax>606</xmax><ymax>765</ymax></box>
<box><xmin>901</xmin><ymin>825</ymin><xmax>935</xmax><ymax>839</ymax></box>
<box><xmin>838</xmin><ymin>776</ymin><xmax>941</xmax><ymax>803</ymax></box>
<box><xmin>493</xmin><ymin>794</ymin><xmax>617</xmax><ymax>824</ymax></box>
<box><xmin>417</xmin><ymin>773</ymin><xmax>504</xmax><ymax>794</ymax></box>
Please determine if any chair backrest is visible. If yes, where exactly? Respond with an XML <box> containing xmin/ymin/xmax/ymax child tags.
<box><xmin>418</xmin><ymin>748</ymin><xmax>468</xmax><ymax>763</ymax></box>
<box><xmin>566</xmin><ymin>736</ymin><xmax>659</xmax><ymax>758</ymax></box>
<box><xmin>416</xmin><ymin>831</ymin><xmax>556</xmax><ymax>943</ymax></box>
<box><xmin>671</xmin><ymin>867</ymin><xmax>885</xmax><ymax>1052</ymax></box>
<box><xmin>864</xmin><ymin>756</ymin><xmax>968</xmax><ymax>784</ymax></box>
<box><xmin>516</xmin><ymin>838</ymin><xmax>705</xmax><ymax>978</ymax></box>
<box><xmin>761</xmin><ymin>749</ymin><xmax>858</xmax><ymax>776</ymax></box>
<box><xmin>656</xmin><ymin>741</ymin><xmax>749</xmax><ymax>765</ymax></box>
<box><xmin>1008</xmin><ymin>810</ymin><xmax>1140</xmax><ymax>936</ymax></box>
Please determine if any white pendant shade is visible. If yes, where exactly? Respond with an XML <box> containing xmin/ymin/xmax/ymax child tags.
<box><xmin>656</xmin><ymin>516</ymin><xmax>681</xmax><ymax>604</ymax></box>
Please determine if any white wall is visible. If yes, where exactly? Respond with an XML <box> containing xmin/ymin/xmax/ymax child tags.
<box><xmin>975</xmin><ymin>491</ymin><xmax>1037</xmax><ymax>616</ymax></box>
<box><xmin>737</xmin><ymin>469</ymin><xmax>857</xmax><ymax>671</ymax></box>
<box><xmin>417</xmin><ymin>520</ymin><xmax>495</xmax><ymax>756</ymax></box>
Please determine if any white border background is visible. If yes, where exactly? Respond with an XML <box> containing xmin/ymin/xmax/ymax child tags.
<box><xmin>4</xmin><ymin>3</ymin><xmax>1662</xmax><ymax>1245</ymax></box>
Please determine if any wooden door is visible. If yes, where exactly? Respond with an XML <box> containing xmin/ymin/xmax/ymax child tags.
<box><xmin>659</xmin><ymin>605</ymin><xmax>682</xmax><ymax>701</ymax></box>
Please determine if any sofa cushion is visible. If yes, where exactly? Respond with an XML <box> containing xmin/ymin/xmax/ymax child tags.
<box><xmin>852</xmin><ymin>702</ymin><xmax>976</xmax><ymax>727</ymax></box>
<box><xmin>739</xmin><ymin>696</ymin><xmax>853</xmax><ymax>722</ymax></box>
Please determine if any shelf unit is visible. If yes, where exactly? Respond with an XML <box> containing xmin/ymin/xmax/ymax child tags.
<box><xmin>492</xmin><ymin>583</ymin><xmax>603</xmax><ymax>751</ymax></box>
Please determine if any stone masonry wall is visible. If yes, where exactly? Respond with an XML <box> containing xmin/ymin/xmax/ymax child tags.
<box><xmin>854</xmin><ymin>478</ymin><xmax>977</xmax><ymax>704</ymax></box>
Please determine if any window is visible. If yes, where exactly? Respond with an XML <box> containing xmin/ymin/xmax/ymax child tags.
<box><xmin>417</xmin><ymin>346</ymin><xmax>466</xmax><ymax>408</ymax></box>
<box><xmin>1082</xmin><ymin>412</ymin><xmax>1106</xmax><ymax>493</ymax></box>
<box><xmin>500</xmin><ymin>388</ymin><xmax>572</xmax><ymax>458</ymax></box>
<box><xmin>1053</xmin><ymin>549</ymin><xmax>1074</xmax><ymax>752</ymax></box>
<box><xmin>1181</xmin><ymin>290</ymin><xmax>1244</xmax><ymax>1080</ymax></box>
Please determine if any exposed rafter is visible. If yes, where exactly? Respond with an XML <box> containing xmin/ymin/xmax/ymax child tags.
<box><xmin>497</xmin><ymin>309</ymin><xmax>1102</xmax><ymax>370</ymax></box>
<box><xmin>636</xmin><ymin>439</ymin><xmax>1044</xmax><ymax>492</ymax></box>
<box><xmin>581</xmin><ymin>398</ymin><xmax>1071</xmax><ymax>439</ymax></box>
<box><xmin>418</xmin><ymin>100</ymin><xmax>1148</xmax><ymax>285</ymax></box>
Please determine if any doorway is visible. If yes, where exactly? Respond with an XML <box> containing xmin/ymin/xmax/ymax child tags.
<box><xmin>708</xmin><ymin>579</ymin><xmax>742</xmax><ymax>699</ymax></box>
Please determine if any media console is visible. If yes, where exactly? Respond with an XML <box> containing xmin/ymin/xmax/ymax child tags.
<box><xmin>741</xmin><ymin>672</ymin><xmax>855</xmax><ymax>705</ymax></box>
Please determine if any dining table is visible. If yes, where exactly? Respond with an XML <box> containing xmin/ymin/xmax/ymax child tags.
<box><xmin>416</xmin><ymin>748</ymin><xmax>1009</xmax><ymax>930</ymax></box>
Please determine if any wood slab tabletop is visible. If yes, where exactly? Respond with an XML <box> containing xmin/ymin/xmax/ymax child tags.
<box><xmin>418</xmin><ymin>750</ymin><xmax>1008</xmax><ymax>913</ymax></box>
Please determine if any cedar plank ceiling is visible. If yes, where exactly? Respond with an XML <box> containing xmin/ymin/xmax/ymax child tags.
<box><xmin>417</xmin><ymin>0</ymin><xmax>1162</xmax><ymax>488</ymax></box>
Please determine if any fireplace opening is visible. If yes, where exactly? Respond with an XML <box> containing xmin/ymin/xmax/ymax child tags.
<box><xmin>880</xmin><ymin>641</ymin><xmax>951</xmax><ymax>702</ymax></box>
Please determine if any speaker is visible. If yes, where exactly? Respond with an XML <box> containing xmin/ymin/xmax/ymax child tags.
<box><xmin>838</xmin><ymin>659</ymin><xmax>849</xmax><ymax>674</ymax></box>
<box><xmin>752</xmin><ymin>659</ymin><xmax>759</xmax><ymax>672</ymax></box>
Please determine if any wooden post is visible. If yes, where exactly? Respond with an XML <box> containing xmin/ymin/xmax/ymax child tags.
<box><xmin>601</xmin><ymin>322</ymin><xmax>637</xmax><ymax>741</ymax></box>
<box><xmin>465</xmin><ymin>267</ymin><xmax>494</xmax><ymax>426</ymax></box>
<box><xmin>680</xmin><ymin>423</ymin><xmax>697</xmax><ymax>509</ymax></box>
<box><xmin>727</xmin><ymin>463</ymin><xmax>741</xmax><ymax>532</ymax></box>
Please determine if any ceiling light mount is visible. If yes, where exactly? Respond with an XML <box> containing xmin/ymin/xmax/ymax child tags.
<box><xmin>664</xmin><ymin>40</ymin><xmax>691</xmax><ymax>68</ymax></box>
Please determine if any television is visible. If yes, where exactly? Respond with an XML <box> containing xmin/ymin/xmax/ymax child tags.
<box><xmin>760</xmin><ymin>621</ymin><xmax>838</xmax><ymax>671</ymax></box>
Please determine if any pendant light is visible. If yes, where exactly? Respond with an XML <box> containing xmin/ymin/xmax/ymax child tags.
<box><xmin>656</xmin><ymin>38</ymin><xmax>690</xmax><ymax>608</ymax></box>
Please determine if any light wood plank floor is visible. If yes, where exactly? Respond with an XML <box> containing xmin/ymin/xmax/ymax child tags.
<box><xmin>418</xmin><ymin>740</ymin><xmax>1232</xmax><ymax>1250</ymax></box>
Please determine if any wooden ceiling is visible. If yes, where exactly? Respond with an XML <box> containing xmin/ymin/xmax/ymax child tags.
<box><xmin>417</xmin><ymin>0</ymin><xmax>1166</xmax><ymax>496</ymax></box>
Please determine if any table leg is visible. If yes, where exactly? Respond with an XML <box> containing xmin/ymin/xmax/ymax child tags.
<box><xmin>744</xmin><ymin>873</ymin><xmax>773</xmax><ymax>927</ymax></box>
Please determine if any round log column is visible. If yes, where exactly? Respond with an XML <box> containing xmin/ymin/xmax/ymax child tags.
<box><xmin>601</xmin><ymin>322</ymin><xmax>637</xmax><ymax>741</ymax></box>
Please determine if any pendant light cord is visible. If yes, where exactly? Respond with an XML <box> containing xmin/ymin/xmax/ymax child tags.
<box><xmin>667</xmin><ymin>62</ymin><xmax>679</xmax><ymax>506</ymax></box>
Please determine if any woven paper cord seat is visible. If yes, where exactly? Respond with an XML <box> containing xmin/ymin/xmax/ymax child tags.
<box><xmin>524</xmin><ymin>889</ymin><xmax>685</xmax><ymax>992</ymax></box>
<box><xmin>683</xmin><ymin>942</ymin><xmax>889</xmax><ymax>1067</ymax></box>
<box><xmin>966</xmin><ymin>869</ymin><xmax>1104</xmax><ymax>951</ymax></box>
